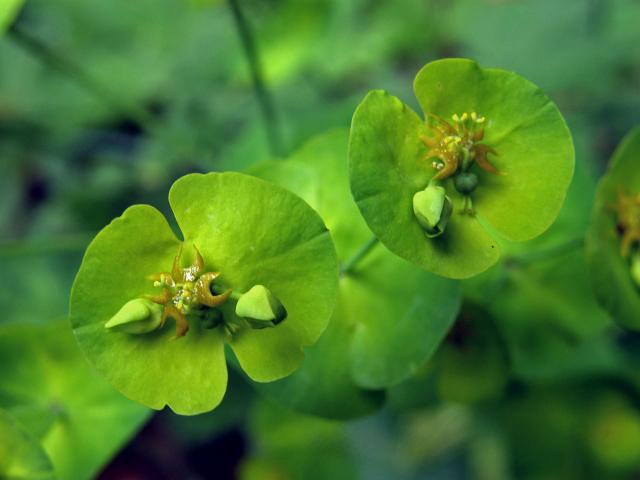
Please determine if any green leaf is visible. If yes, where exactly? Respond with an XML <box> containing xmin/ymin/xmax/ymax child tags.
<box><xmin>239</xmin><ymin>399</ymin><xmax>356</xmax><ymax>480</ymax></box>
<box><xmin>256</xmin><ymin>286</ymin><xmax>386</xmax><ymax>420</ymax></box>
<box><xmin>349</xmin><ymin>59</ymin><xmax>574</xmax><ymax>278</ymax></box>
<box><xmin>430</xmin><ymin>307</ymin><xmax>509</xmax><ymax>404</ymax></box>
<box><xmin>0</xmin><ymin>409</ymin><xmax>55</xmax><ymax>480</ymax></box>
<box><xmin>0</xmin><ymin>320</ymin><xmax>148</xmax><ymax>480</ymax></box>
<box><xmin>0</xmin><ymin>0</ymin><xmax>25</xmax><ymax>33</ymax></box>
<box><xmin>488</xmin><ymin>252</ymin><xmax>615</xmax><ymax>382</ymax></box>
<box><xmin>587</xmin><ymin>127</ymin><xmax>640</xmax><ymax>329</ymax></box>
<box><xmin>250</xmin><ymin>131</ymin><xmax>460</xmax><ymax>418</ymax></box>
<box><xmin>70</xmin><ymin>172</ymin><xmax>338</xmax><ymax>414</ymax></box>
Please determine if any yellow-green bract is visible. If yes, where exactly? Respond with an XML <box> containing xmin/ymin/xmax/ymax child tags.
<box><xmin>248</xmin><ymin>131</ymin><xmax>460</xmax><ymax>419</ymax></box>
<box><xmin>70</xmin><ymin>172</ymin><xmax>338</xmax><ymax>415</ymax></box>
<box><xmin>349</xmin><ymin>58</ymin><xmax>575</xmax><ymax>279</ymax></box>
<box><xmin>586</xmin><ymin>127</ymin><xmax>640</xmax><ymax>329</ymax></box>
<box><xmin>0</xmin><ymin>0</ymin><xmax>24</xmax><ymax>33</ymax></box>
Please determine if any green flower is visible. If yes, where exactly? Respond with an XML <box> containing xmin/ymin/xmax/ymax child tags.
<box><xmin>144</xmin><ymin>245</ymin><xmax>231</xmax><ymax>338</ymax></box>
<box><xmin>349</xmin><ymin>58</ymin><xmax>574</xmax><ymax>278</ymax></box>
<box><xmin>70</xmin><ymin>172</ymin><xmax>338</xmax><ymax>415</ymax></box>
<box><xmin>587</xmin><ymin>127</ymin><xmax>640</xmax><ymax>329</ymax></box>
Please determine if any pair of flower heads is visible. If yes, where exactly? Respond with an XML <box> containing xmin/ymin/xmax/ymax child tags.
<box><xmin>105</xmin><ymin>109</ymin><xmax>500</xmax><ymax>339</ymax></box>
<box><xmin>104</xmin><ymin>245</ymin><xmax>287</xmax><ymax>339</ymax></box>
<box><xmin>70</xmin><ymin>58</ymin><xmax>579</xmax><ymax>414</ymax></box>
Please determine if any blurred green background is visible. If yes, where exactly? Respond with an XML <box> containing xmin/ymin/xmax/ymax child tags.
<box><xmin>1</xmin><ymin>0</ymin><xmax>640</xmax><ymax>478</ymax></box>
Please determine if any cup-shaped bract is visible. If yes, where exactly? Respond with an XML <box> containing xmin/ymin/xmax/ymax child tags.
<box><xmin>249</xmin><ymin>131</ymin><xmax>460</xmax><ymax>419</ymax></box>
<box><xmin>586</xmin><ymin>127</ymin><xmax>640</xmax><ymax>329</ymax></box>
<box><xmin>0</xmin><ymin>0</ymin><xmax>24</xmax><ymax>33</ymax></box>
<box><xmin>349</xmin><ymin>58</ymin><xmax>574</xmax><ymax>278</ymax></box>
<box><xmin>70</xmin><ymin>172</ymin><xmax>338</xmax><ymax>415</ymax></box>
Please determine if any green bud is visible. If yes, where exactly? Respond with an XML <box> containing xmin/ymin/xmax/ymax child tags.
<box><xmin>454</xmin><ymin>172</ymin><xmax>478</xmax><ymax>195</ymax></box>
<box><xmin>105</xmin><ymin>298</ymin><xmax>163</xmax><ymax>334</ymax></box>
<box><xmin>413</xmin><ymin>185</ymin><xmax>453</xmax><ymax>238</ymax></box>
<box><xmin>631</xmin><ymin>252</ymin><xmax>640</xmax><ymax>288</ymax></box>
<box><xmin>235</xmin><ymin>285</ymin><xmax>287</xmax><ymax>329</ymax></box>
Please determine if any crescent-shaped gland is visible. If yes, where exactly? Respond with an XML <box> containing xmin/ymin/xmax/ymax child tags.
<box><xmin>162</xmin><ymin>305</ymin><xmax>189</xmax><ymax>338</ymax></box>
<box><xmin>192</xmin><ymin>246</ymin><xmax>205</xmax><ymax>275</ymax></box>
<box><xmin>474</xmin><ymin>144</ymin><xmax>502</xmax><ymax>175</ymax></box>
<box><xmin>145</xmin><ymin>289</ymin><xmax>172</xmax><ymax>305</ymax></box>
<box><xmin>195</xmin><ymin>272</ymin><xmax>232</xmax><ymax>308</ymax></box>
<box><xmin>428</xmin><ymin>113</ymin><xmax>457</xmax><ymax>136</ymax></box>
<box><xmin>171</xmin><ymin>245</ymin><xmax>184</xmax><ymax>279</ymax></box>
<box><xmin>432</xmin><ymin>152</ymin><xmax>459</xmax><ymax>181</ymax></box>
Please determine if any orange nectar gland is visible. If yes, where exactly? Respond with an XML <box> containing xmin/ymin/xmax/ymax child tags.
<box><xmin>611</xmin><ymin>191</ymin><xmax>640</xmax><ymax>258</ymax></box>
<box><xmin>419</xmin><ymin>112</ymin><xmax>502</xmax><ymax>181</ymax></box>
<box><xmin>146</xmin><ymin>245</ymin><xmax>231</xmax><ymax>338</ymax></box>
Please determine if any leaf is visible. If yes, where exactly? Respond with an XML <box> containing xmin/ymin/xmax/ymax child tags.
<box><xmin>0</xmin><ymin>409</ymin><xmax>55</xmax><ymax>480</ymax></box>
<box><xmin>586</xmin><ymin>127</ymin><xmax>640</xmax><ymax>329</ymax></box>
<box><xmin>0</xmin><ymin>0</ymin><xmax>24</xmax><ymax>33</ymax></box>
<box><xmin>250</xmin><ymin>131</ymin><xmax>460</xmax><ymax>418</ymax></box>
<box><xmin>239</xmin><ymin>399</ymin><xmax>356</xmax><ymax>480</ymax></box>
<box><xmin>430</xmin><ymin>308</ymin><xmax>509</xmax><ymax>404</ymax></box>
<box><xmin>70</xmin><ymin>172</ymin><xmax>338</xmax><ymax>414</ymax></box>
<box><xmin>490</xmin><ymin>252</ymin><xmax>616</xmax><ymax>382</ymax></box>
<box><xmin>349</xmin><ymin>59</ymin><xmax>574</xmax><ymax>278</ymax></box>
<box><xmin>0</xmin><ymin>320</ymin><xmax>148</xmax><ymax>480</ymax></box>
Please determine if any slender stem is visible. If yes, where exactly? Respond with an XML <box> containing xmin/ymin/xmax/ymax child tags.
<box><xmin>340</xmin><ymin>237</ymin><xmax>380</xmax><ymax>276</ymax></box>
<box><xmin>8</xmin><ymin>24</ymin><xmax>156</xmax><ymax>131</ymax></box>
<box><xmin>0</xmin><ymin>233</ymin><xmax>93</xmax><ymax>257</ymax></box>
<box><xmin>226</xmin><ymin>0</ymin><xmax>285</xmax><ymax>157</ymax></box>
<box><xmin>505</xmin><ymin>236</ymin><xmax>584</xmax><ymax>266</ymax></box>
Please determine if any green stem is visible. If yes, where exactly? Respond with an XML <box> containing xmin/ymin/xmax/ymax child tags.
<box><xmin>8</xmin><ymin>24</ymin><xmax>156</xmax><ymax>131</ymax></box>
<box><xmin>340</xmin><ymin>236</ymin><xmax>380</xmax><ymax>276</ymax></box>
<box><xmin>226</xmin><ymin>0</ymin><xmax>285</xmax><ymax>157</ymax></box>
<box><xmin>505</xmin><ymin>236</ymin><xmax>584</xmax><ymax>266</ymax></box>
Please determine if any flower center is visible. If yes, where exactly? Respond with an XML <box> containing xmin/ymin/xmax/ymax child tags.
<box><xmin>147</xmin><ymin>246</ymin><xmax>231</xmax><ymax>337</ymax></box>
<box><xmin>419</xmin><ymin>111</ymin><xmax>501</xmax><ymax>215</ymax></box>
